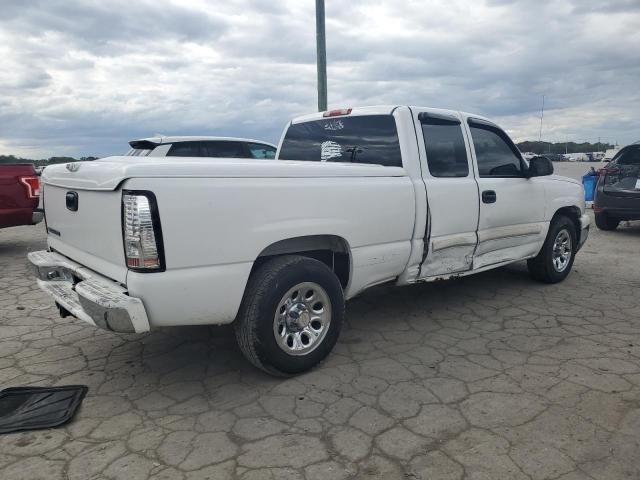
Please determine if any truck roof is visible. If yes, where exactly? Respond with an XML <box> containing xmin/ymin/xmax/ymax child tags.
<box><xmin>290</xmin><ymin>105</ymin><xmax>492</xmax><ymax>125</ymax></box>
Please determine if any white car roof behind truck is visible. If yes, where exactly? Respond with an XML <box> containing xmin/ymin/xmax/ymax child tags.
<box><xmin>129</xmin><ymin>136</ymin><xmax>276</xmax><ymax>148</ymax></box>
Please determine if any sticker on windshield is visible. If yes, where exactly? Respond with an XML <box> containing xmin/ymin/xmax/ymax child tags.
<box><xmin>321</xmin><ymin>141</ymin><xmax>342</xmax><ymax>161</ymax></box>
<box><xmin>323</xmin><ymin>120</ymin><xmax>344</xmax><ymax>131</ymax></box>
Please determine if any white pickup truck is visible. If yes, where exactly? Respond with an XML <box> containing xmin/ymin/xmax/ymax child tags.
<box><xmin>29</xmin><ymin>106</ymin><xmax>589</xmax><ymax>375</ymax></box>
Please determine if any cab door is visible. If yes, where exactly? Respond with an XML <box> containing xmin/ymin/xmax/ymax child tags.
<box><xmin>464</xmin><ymin>117</ymin><xmax>547</xmax><ymax>269</ymax></box>
<box><xmin>414</xmin><ymin>109</ymin><xmax>480</xmax><ymax>278</ymax></box>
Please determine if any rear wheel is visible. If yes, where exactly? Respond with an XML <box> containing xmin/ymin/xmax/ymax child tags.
<box><xmin>234</xmin><ymin>255</ymin><xmax>344</xmax><ymax>376</ymax></box>
<box><xmin>595</xmin><ymin>212</ymin><xmax>619</xmax><ymax>231</ymax></box>
<box><xmin>527</xmin><ymin>216</ymin><xmax>577</xmax><ymax>284</ymax></box>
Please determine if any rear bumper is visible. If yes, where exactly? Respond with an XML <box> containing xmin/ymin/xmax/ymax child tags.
<box><xmin>577</xmin><ymin>213</ymin><xmax>590</xmax><ymax>251</ymax></box>
<box><xmin>32</xmin><ymin>208</ymin><xmax>44</xmax><ymax>225</ymax></box>
<box><xmin>594</xmin><ymin>189</ymin><xmax>640</xmax><ymax>220</ymax></box>
<box><xmin>593</xmin><ymin>205</ymin><xmax>640</xmax><ymax>220</ymax></box>
<box><xmin>28</xmin><ymin>250</ymin><xmax>150</xmax><ymax>333</ymax></box>
<box><xmin>0</xmin><ymin>207</ymin><xmax>42</xmax><ymax>229</ymax></box>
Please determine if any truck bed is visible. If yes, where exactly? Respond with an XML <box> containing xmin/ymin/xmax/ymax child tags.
<box><xmin>40</xmin><ymin>156</ymin><xmax>416</xmax><ymax>327</ymax></box>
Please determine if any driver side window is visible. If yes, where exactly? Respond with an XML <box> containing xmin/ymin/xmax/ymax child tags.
<box><xmin>470</xmin><ymin>126</ymin><xmax>524</xmax><ymax>177</ymax></box>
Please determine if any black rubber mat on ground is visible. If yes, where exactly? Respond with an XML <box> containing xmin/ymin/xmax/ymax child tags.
<box><xmin>0</xmin><ymin>385</ymin><xmax>88</xmax><ymax>434</ymax></box>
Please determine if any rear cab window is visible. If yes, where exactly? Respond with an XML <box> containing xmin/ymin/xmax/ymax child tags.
<box><xmin>278</xmin><ymin>115</ymin><xmax>402</xmax><ymax>167</ymax></box>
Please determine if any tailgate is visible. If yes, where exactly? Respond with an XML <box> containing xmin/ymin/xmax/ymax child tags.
<box><xmin>44</xmin><ymin>183</ymin><xmax>127</xmax><ymax>283</ymax></box>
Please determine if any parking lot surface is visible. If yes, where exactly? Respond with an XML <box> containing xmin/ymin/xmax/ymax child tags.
<box><xmin>1</xmin><ymin>213</ymin><xmax>639</xmax><ymax>480</ymax></box>
<box><xmin>551</xmin><ymin>161</ymin><xmax>607</xmax><ymax>182</ymax></box>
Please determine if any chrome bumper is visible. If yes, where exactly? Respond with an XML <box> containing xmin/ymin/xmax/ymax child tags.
<box><xmin>28</xmin><ymin>250</ymin><xmax>150</xmax><ymax>333</ymax></box>
<box><xmin>578</xmin><ymin>213</ymin><xmax>590</xmax><ymax>251</ymax></box>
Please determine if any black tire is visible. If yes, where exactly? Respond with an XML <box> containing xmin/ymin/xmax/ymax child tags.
<box><xmin>234</xmin><ymin>255</ymin><xmax>345</xmax><ymax>376</ymax></box>
<box><xmin>594</xmin><ymin>212</ymin><xmax>619</xmax><ymax>231</ymax></box>
<box><xmin>527</xmin><ymin>216</ymin><xmax>577</xmax><ymax>284</ymax></box>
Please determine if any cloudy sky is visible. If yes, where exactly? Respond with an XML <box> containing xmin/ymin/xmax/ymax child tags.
<box><xmin>1</xmin><ymin>0</ymin><xmax>639</xmax><ymax>158</ymax></box>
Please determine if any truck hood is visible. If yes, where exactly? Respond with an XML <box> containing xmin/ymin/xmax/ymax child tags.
<box><xmin>42</xmin><ymin>157</ymin><xmax>403</xmax><ymax>191</ymax></box>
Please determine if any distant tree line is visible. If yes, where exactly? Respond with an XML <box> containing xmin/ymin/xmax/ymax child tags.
<box><xmin>516</xmin><ymin>141</ymin><xmax>614</xmax><ymax>155</ymax></box>
<box><xmin>0</xmin><ymin>140</ymin><xmax>617</xmax><ymax>164</ymax></box>
<box><xmin>0</xmin><ymin>155</ymin><xmax>99</xmax><ymax>166</ymax></box>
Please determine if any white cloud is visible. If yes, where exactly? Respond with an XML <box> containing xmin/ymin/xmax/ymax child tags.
<box><xmin>1</xmin><ymin>0</ymin><xmax>638</xmax><ymax>157</ymax></box>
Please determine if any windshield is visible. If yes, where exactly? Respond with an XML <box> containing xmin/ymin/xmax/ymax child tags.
<box><xmin>278</xmin><ymin>115</ymin><xmax>402</xmax><ymax>167</ymax></box>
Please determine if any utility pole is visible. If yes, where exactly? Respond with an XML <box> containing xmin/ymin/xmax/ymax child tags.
<box><xmin>315</xmin><ymin>0</ymin><xmax>327</xmax><ymax>112</ymax></box>
<box><xmin>538</xmin><ymin>95</ymin><xmax>545</xmax><ymax>142</ymax></box>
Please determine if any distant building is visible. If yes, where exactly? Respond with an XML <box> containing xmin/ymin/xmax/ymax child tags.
<box><xmin>566</xmin><ymin>153</ymin><xmax>589</xmax><ymax>162</ymax></box>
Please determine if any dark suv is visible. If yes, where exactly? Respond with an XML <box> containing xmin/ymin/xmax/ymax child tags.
<box><xmin>594</xmin><ymin>142</ymin><xmax>640</xmax><ymax>230</ymax></box>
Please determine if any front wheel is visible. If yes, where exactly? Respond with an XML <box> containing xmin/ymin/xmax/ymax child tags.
<box><xmin>527</xmin><ymin>216</ymin><xmax>577</xmax><ymax>284</ymax></box>
<box><xmin>234</xmin><ymin>255</ymin><xmax>345</xmax><ymax>376</ymax></box>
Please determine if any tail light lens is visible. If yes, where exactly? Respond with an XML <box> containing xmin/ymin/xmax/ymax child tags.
<box><xmin>122</xmin><ymin>191</ymin><xmax>165</xmax><ymax>271</ymax></box>
<box><xmin>600</xmin><ymin>167</ymin><xmax>621</xmax><ymax>186</ymax></box>
<box><xmin>20</xmin><ymin>176</ymin><xmax>41</xmax><ymax>198</ymax></box>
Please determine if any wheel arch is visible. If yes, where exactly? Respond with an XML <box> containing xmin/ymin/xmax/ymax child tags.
<box><xmin>251</xmin><ymin>235</ymin><xmax>352</xmax><ymax>289</ymax></box>
<box><xmin>552</xmin><ymin>206</ymin><xmax>582</xmax><ymax>242</ymax></box>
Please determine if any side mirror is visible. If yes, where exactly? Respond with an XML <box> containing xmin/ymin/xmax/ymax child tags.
<box><xmin>528</xmin><ymin>156</ymin><xmax>554</xmax><ymax>177</ymax></box>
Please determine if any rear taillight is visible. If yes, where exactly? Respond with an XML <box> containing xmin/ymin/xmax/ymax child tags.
<box><xmin>122</xmin><ymin>191</ymin><xmax>164</xmax><ymax>271</ymax></box>
<box><xmin>600</xmin><ymin>167</ymin><xmax>621</xmax><ymax>186</ymax></box>
<box><xmin>20</xmin><ymin>176</ymin><xmax>40</xmax><ymax>198</ymax></box>
<box><xmin>599</xmin><ymin>167</ymin><xmax>620</xmax><ymax>177</ymax></box>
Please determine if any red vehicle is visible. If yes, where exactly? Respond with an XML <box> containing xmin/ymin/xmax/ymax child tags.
<box><xmin>0</xmin><ymin>164</ymin><xmax>43</xmax><ymax>229</ymax></box>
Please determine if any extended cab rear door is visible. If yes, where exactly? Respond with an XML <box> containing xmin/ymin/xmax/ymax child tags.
<box><xmin>464</xmin><ymin>117</ymin><xmax>547</xmax><ymax>269</ymax></box>
<box><xmin>412</xmin><ymin>109</ymin><xmax>480</xmax><ymax>278</ymax></box>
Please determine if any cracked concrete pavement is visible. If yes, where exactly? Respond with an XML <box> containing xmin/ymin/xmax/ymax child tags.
<box><xmin>1</xmin><ymin>215</ymin><xmax>639</xmax><ymax>479</ymax></box>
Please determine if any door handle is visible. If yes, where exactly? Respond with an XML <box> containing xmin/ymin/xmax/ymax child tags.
<box><xmin>482</xmin><ymin>190</ymin><xmax>497</xmax><ymax>204</ymax></box>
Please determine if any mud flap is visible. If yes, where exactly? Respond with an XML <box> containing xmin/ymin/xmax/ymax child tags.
<box><xmin>0</xmin><ymin>385</ymin><xmax>88</xmax><ymax>434</ymax></box>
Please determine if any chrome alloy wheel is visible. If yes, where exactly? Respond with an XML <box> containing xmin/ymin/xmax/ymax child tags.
<box><xmin>552</xmin><ymin>229</ymin><xmax>572</xmax><ymax>272</ymax></box>
<box><xmin>273</xmin><ymin>282</ymin><xmax>332</xmax><ymax>356</ymax></box>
